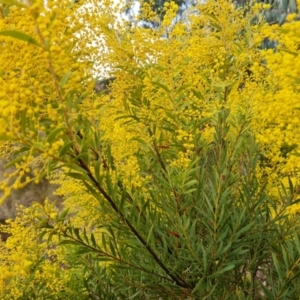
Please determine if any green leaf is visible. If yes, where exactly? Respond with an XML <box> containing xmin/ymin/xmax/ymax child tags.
<box><xmin>75</xmin><ymin>247</ymin><xmax>95</xmax><ymax>255</ymax></box>
<box><xmin>129</xmin><ymin>137</ymin><xmax>149</xmax><ymax>147</ymax></box>
<box><xmin>47</xmin><ymin>231</ymin><xmax>55</xmax><ymax>243</ymax></box>
<box><xmin>73</xmin><ymin>227</ymin><xmax>82</xmax><ymax>242</ymax></box>
<box><xmin>202</xmin><ymin>244</ymin><xmax>207</xmax><ymax>273</ymax></box>
<box><xmin>0</xmin><ymin>134</ymin><xmax>14</xmax><ymax>141</ymax></box>
<box><xmin>3</xmin><ymin>6</ymin><xmax>10</xmax><ymax>17</ymax></box>
<box><xmin>60</xmin><ymin>72</ymin><xmax>72</xmax><ymax>88</ymax></box>
<box><xmin>175</xmin><ymin>84</ymin><xmax>191</xmax><ymax>96</ymax></box>
<box><xmin>59</xmin><ymin>141</ymin><xmax>75</xmax><ymax>157</ymax></box>
<box><xmin>58</xmin><ymin>208</ymin><xmax>69</xmax><ymax>221</ymax></box>
<box><xmin>4</xmin><ymin>155</ymin><xmax>23</xmax><ymax>168</ymax></box>
<box><xmin>281</xmin><ymin>245</ymin><xmax>289</xmax><ymax>270</ymax></box>
<box><xmin>105</xmin><ymin>171</ymin><xmax>115</xmax><ymax>199</ymax></box>
<box><xmin>210</xmin><ymin>22</ymin><xmax>222</xmax><ymax>31</ymax></box>
<box><xmin>272</xmin><ymin>253</ymin><xmax>284</xmax><ymax>279</ymax></box>
<box><xmin>288</xmin><ymin>176</ymin><xmax>294</xmax><ymax>198</ymax></box>
<box><xmin>152</xmin><ymin>81</ymin><xmax>170</xmax><ymax>94</ymax></box>
<box><xmin>235</xmin><ymin>222</ymin><xmax>255</xmax><ymax>237</ymax></box>
<box><xmin>206</xmin><ymin>12</ymin><xmax>219</xmax><ymax>23</ymax></box>
<box><xmin>208</xmin><ymin>264</ymin><xmax>235</xmax><ymax>278</ymax></box>
<box><xmin>94</xmin><ymin>256</ymin><xmax>112</xmax><ymax>262</ymax></box>
<box><xmin>183</xmin><ymin>179</ymin><xmax>198</xmax><ymax>189</ymax></box>
<box><xmin>44</xmin><ymin>38</ymin><xmax>51</xmax><ymax>51</ymax></box>
<box><xmin>293</xmin><ymin>231</ymin><xmax>300</xmax><ymax>252</ymax></box>
<box><xmin>109</xmin><ymin>241</ymin><xmax>116</xmax><ymax>257</ymax></box>
<box><xmin>82</xmin><ymin>180</ymin><xmax>101</xmax><ymax>201</ymax></box>
<box><xmin>102</xmin><ymin>233</ymin><xmax>107</xmax><ymax>251</ymax></box>
<box><xmin>146</xmin><ymin>224</ymin><xmax>154</xmax><ymax>245</ymax></box>
<box><xmin>83</xmin><ymin>228</ymin><xmax>89</xmax><ymax>244</ymax></box>
<box><xmin>192</xmin><ymin>89</ymin><xmax>204</xmax><ymax>100</ymax></box>
<box><xmin>0</xmin><ymin>0</ymin><xmax>28</xmax><ymax>8</ymax></box>
<box><xmin>192</xmin><ymin>278</ymin><xmax>204</xmax><ymax>294</ymax></box>
<box><xmin>68</xmin><ymin>172</ymin><xmax>86</xmax><ymax>181</ymax></box>
<box><xmin>0</xmin><ymin>30</ymin><xmax>41</xmax><ymax>47</ymax></box>
<box><xmin>74</xmin><ymin>152</ymin><xmax>90</xmax><ymax>166</ymax></box>
<box><xmin>46</xmin><ymin>126</ymin><xmax>64</xmax><ymax>144</ymax></box>
<box><xmin>184</xmin><ymin>188</ymin><xmax>197</xmax><ymax>194</ymax></box>
<box><xmin>20</xmin><ymin>110</ymin><xmax>27</xmax><ymax>136</ymax></box>
<box><xmin>59</xmin><ymin>240</ymin><xmax>78</xmax><ymax>246</ymax></box>
<box><xmin>94</xmin><ymin>157</ymin><xmax>102</xmax><ymax>183</ymax></box>
<box><xmin>114</xmin><ymin>114</ymin><xmax>140</xmax><ymax>122</ymax></box>
<box><xmin>214</xmin><ymin>82</ymin><xmax>232</xmax><ymax>88</ymax></box>
<box><xmin>38</xmin><ymin>230</ymin><xmax>48</xmax><ymax>243</ymax></box>
<box><xmin>278</xmin><ymin>48</ymin><xmax>298</xmax><ymax>57</ymax></box>
<box><xmin>118</xmin><ymin>187</ymin><xmax>127</xmax><ymax>211</ymax></box>
<box><xmin>37</xmin><ymin>219</ymin><xmax>52</xmax><ymax>229</ymax></box>
<box><xmin>32</xmin><ymin>142</ymin><xmax>46</xmax><ymax>150</ymax></box>
<box><xmin>91</xmin><ymin>233</ymin><xmax>97</xmax><ymax>248</ymax></box>
<box><xmin>106</xmin><ymin>144</ymin><xmax>115</xmax><ymax>170</ymax></box>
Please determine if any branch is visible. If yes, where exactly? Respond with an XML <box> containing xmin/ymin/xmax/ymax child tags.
<box><xmin>76</xmin><ymin>156</ymin><xmax>191</xmax><ymax>289</ymax></box>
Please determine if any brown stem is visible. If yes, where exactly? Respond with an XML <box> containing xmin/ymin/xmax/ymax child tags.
<box><xmin>76</xmin><ymin>156</ymin><xmax>191</xmax><ymax>289</ymax></box>
<box><xmin>147</xmin><ymin>128</ymin><xmax>167</xmax><ymax>174</ymax></box>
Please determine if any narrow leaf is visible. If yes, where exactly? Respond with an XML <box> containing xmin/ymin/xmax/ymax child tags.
<box><xmin>4</xmin><ymin>155</ymin><xmax>23</xmax><ymax>168</ymax></box>
<box><xmin>0</xmin><ymin>0</ymin><xmax>28</xmax><ymax>8</ymax></box>
<box><xmin>46</xmin><ymin>127</ymin><xmax>64</xmax><ymax>144</ymax></box>
<box><xmin>0</xmin><ymin>30</ymin><xmax>41</xmax><ymax>47</ymax></box>
<box><xmin>60</xmin><ymin>72</ymin><xmax>72</xmax><ymax>88</ymax></box>
<box><xmin>152</xmin><ymin>81</ymin><xmax>170</xmax><ymax>93</ymax></box>
<box><xmin>59</xmin><ymin>141</ymin><xmax>75</xmax><ymax>157</ymax></box>
<box><xmin>59</xmin><ymin>240</ymin><xmax>78</xmax><ymax>246</ymax></box>
<box><xmin>146</xmin><ymin>224</ymin><xmax>154</xmax><ymax>245</ymax></box>
<box><xmin>91</xmin><ymin>233</ymin><xmax>97</xmax><ymax>248</ymax></box>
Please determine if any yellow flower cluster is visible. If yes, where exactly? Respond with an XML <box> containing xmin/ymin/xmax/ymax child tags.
<box><xmin>257</xmin><ymin>13</ymin><xmax>300</xmax><ymax>183</ymax></box>
<box><xmin>162</xmin><ymin>1</ymin><xmax>178</xmax><ymax>27</ymax></box>
<box><xmin>0</xmin><ymin>201</ymin><xmax>71</xmax><ymax>298</ymax></box>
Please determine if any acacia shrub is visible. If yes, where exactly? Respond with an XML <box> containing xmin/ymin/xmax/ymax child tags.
<box><xmin>0</xmin><ymin>0</ymin><xmax>300</xmax><ymax>299</ymax></box>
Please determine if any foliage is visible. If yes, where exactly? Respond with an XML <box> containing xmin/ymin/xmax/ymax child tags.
<box><xmin>0</xmin><ymin>0</ymin><xmax>300</xmax><ymax>299</ymax></box>
<box><xmin>126</xmin><ymin>0</ymin><xmax>298</xmax><ymax>30</ymax></box>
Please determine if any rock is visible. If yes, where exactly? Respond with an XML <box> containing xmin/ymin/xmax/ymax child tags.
<box><xmin>0</xmin><ymin>158</ymin><xmax>63</xmax><ymax>241</ymax></box>
<box><xmin>94</xmin><ymin>77</ymin><xmax>115</xmax><ymax>94</ymax></box>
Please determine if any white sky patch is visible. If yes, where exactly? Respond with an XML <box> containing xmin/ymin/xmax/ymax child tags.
<box><xmin>45</xmin><ymin>0</ymin><xmax>193</xmax><ymax>80</ymax></box>
<box><xmin>73</xmin><ymin>0</ymin><xmax>136</xmax><ymax>79</ymax></box>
